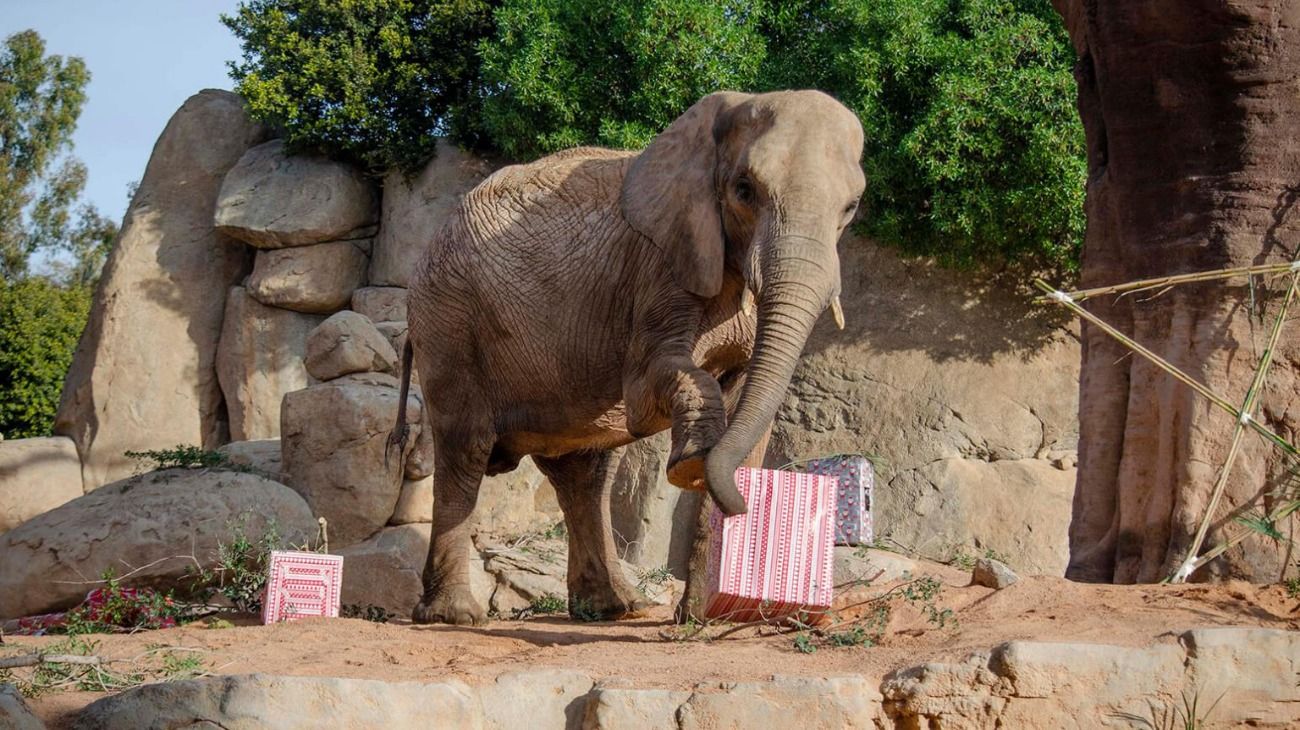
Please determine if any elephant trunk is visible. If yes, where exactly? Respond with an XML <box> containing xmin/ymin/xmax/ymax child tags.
<box><xmin>704</xmin><ymin>236</ymin><xmax>838</xmax><ymax>516</ymax></box>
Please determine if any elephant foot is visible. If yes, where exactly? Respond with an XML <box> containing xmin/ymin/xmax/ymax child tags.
<box><xmin>412</xmin><ymin>587</ymin><xmax>487</xmax><ymax>626</ymax></box>
<box><xmin>569</xmin><ymin>578</ymin><xmax>655</xmax><ymax>621</ymax></box>
<box><xmin>666</xmin><ymin>441</ymin><xmax>708</xmax><ymax>491</ymax></box>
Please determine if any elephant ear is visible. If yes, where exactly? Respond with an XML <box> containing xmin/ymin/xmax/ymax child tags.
<box><xmin>621</xmin><ymin>91</ymin><xmax>751</xmax><ymax>299</ymax></box>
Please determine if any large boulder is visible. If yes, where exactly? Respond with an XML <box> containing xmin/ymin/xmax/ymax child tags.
<box><xmin>246</xmin><ymin>239</ymin><xmax>371</xmax><ymax>313</ymax></box>
<box><xmin>304</xmin><ymin>311</ymin><xmax>398</xmax><ymax>381</ymax></box>
<box><xmin>280</xmin><ymin>372</ymin><xmax>421</xmax><ymax>547</ymax></box>
<box><xmin>370</xmin><ymin>139</ymin><xmax>496</xmax><ymax>287</ymax></box>
<box><xmin>217</xmin><ymin>439</ymin><xmax>283</xmax><ymax>481</ymax></box>
<box><xmin>0</xmin><ymin>436</ymin><xmax>84</xmax><ymax>534</ymax></box>
<box><xmin>55</xmin><ymin>90</ymin><xmax>269</xmax><ymax>489</ymax></box>
<box><xmin>0</xmin><ymin>469</ymin><xmax>315</xmax><ymax>619</ymax></box>
<box><xmin>0</xmin><ymin>684</ymin><xmax>43</xmax><ymax>730</ymax></box>
<box><xmin>216</xmin><ymin>287</ymin><xmax>324</xmax><ymax>441</ymax></box>
<box><xmin>769</xmin><ymin>236</ymin><xmax>1080</xmax><ymax>575</ymax></box>
<box><xmin>350</xmin><ymin>286</ymin><xmax>408</xmax><ymax>324</ymax></box>
<box><xmin>214</xmin><ymin>139</ymin><xmax>377</xmax><ymax>248</ymax></box>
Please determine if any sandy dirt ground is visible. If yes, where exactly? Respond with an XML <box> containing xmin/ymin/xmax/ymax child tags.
<box><xmin>9</xmin><ymin>567</ymin><xmax>1298</xmax><ymax>727</ymax></box>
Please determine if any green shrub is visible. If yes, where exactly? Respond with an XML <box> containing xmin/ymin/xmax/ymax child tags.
<box><xmin>759</xmin><ymin>0</ymin><xmax>1084</xmax><ymax>272</ymax></box>
<box><xmin>0</xmin><ymin>277</ymin><xmax>90</xmax><ymax>438</ymax></box>
<box><xmin>222</xmin><ymin>0</ymin><xmax>500</xmax><ymax>172</ymax></box>
<box><xmin>478</xmin><ymin>0</ymin><xmax>765</xmax><ymax>159</ymax></box>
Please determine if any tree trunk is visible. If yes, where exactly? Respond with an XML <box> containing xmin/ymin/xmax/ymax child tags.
<box><xmin>1055</xmin><ymin>0</ymin><xmax>1300</xmax><ymax>582</ymax></box>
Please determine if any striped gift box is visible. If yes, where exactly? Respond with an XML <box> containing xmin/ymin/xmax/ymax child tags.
<box><xmin>703</xmin><ymin>467</ymin><xmax>837</xmax><ymax>623</ymax></box>
<box><xmin>261</xmin><ymin>550</ymin><xmax>343</xmax><ymax>624</ymax></box>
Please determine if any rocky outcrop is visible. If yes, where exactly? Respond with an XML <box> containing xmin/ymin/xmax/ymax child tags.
<box><xmin>370</xmin><ymin>140</ymin><xmax>496</xmax><ymax>287</ymax></box>
<box><xmin>0</xmin><ymin>436</ymin><xmax>84</xmax><ymax>534</ymax></box>
<box><xmin>882</xmin><ymin>628</ymin><xmax>1300</xmax><ymax>729</ymax></box>
<box><xmin>214</xmin><ymin>139</ymin><xmax>377</xmax><ymax>248</ymax></box>
<box><xmin>280</xmin><ymin>372</ymin><xmax>420</xmax><ymax>547</ymax></box>
<box><xmin>216</xmin><ymin>287</ymin><xmax>324</xmax><ymax>441</ymax></box>
<box><xmin>74</xmin><ymin>674</ymin><xmax>481</xmax><ymax>730</ymax></box>
<box><xmin>246</xmin><ymin>239</ymin><xmax>371</xmax><ymax>313</ymax></box>
<box><xmin>55</xmin><ymin>90</ymin><xmax>269</xmax><ymax>489</ymax></box>
<box><xmin>0</xmin><ymin>469</ymin><xmax>315</xmax><ymax>619</ymax></box>
<box><xmin>770</xmin><ymin>235</ymin><xmax>1080</xmax><ymax>574</ymax></box>
<box><xmin>304</xmin><ymin>311</ymin><xmax>398</xmax><ymax>381</ymax></box>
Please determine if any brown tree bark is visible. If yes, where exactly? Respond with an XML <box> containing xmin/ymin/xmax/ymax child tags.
<box><xmin>1054</xmin><ymin>0</ymin><xmax>1300</xmax><ymax>582</ymax></box>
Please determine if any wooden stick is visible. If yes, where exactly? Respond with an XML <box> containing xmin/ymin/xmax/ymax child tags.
<box><xmin>0</xmin><ymin>653</ymin><xmax>102</xmax><ymax>669</ymax></box>
<box><xmin>1033</xmin><ymin>279</ymin><xmax>1299</xmax><ymax>456</ymax></box>
<box><xmin>1036</xmin><ymin>261</ymin><xmax>1299</xmax><ymax>303</ymax></box>
<box><xmin>1171</xmin><ymin>269</ymin><xmax>1300</xmax><ymax>582</ymax></box>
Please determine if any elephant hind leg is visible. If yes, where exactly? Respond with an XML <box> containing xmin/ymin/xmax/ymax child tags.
<box><xmin>533</xmin><ymin>451</ymin><xmax>654</xmax><ymax>621</ymax></box>
<box><xmin>413</xmin><ymin>427</ymin><xmax>493</xmax><ymax>626</ymax></box>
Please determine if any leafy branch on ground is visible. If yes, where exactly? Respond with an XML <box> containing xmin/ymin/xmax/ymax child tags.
<box><xmin>124</xmin><ymin>444</ymin><xmax>243</xmax><ymax>472</ymax></box>
<box><xmin>186</xmin><ymin>516</ymin><xmax>285</xmax><ymax>614</ymax></box>
<box><xmin>0</xmin><ymin>636</ymin><xmax>212</xmax><ymax>698</ymax></box>
<box><xmin>660</xmin><ymin>573</ymin><xmax>958</xmax><ymax>654</ymax></box>
<box><xmin>341</xmin><ymin>604</ymin><xmax>395</xmax><ymax>623</ymax></box>
<box><xmin>948</xmin><ymin>546</ymin><xmax>1011</xmax><ymax>572</ymax></box>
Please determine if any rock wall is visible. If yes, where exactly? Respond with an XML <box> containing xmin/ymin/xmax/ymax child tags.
<box><xmin>769</xmin><ymin>236</ymin><xmax>1080</xmax><ymax>574</ymax></box>
<box><xmin>54</xmin><ymin>90</ymin><xmax>270</xmax><ymax>489</ymax></box>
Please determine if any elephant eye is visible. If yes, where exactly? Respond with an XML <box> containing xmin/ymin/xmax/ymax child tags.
<box><xmin>734</xmin><ymin>178</ymin><xmax>756</xmax><ymax>204</ymax></box>
<box><xmin>844</xmin><ymin>200</ymin><xmax>859</xmax><ymax>216</ymax></box>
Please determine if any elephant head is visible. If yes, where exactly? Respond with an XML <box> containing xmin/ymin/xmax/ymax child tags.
<box><xmin>621</xmin><ymin>90</ymin><xmax>866</xmax><ymax>515</ymax></box>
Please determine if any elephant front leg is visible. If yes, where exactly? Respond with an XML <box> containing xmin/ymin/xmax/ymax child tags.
<box><xmin>534</xmin><ymin>451</ymin><xmax>654</xmax><ymax>620</ymax></box>
<box><xmin>413</xmin><ymin>431</ymin><xmax>491</xmax><ymax>626</ymax></box>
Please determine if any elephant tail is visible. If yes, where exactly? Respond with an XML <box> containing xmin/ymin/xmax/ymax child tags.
<box><xmin>385</xmin><ymin>338</ymin><xmax>416</xmax><ymax>471</ymax></box>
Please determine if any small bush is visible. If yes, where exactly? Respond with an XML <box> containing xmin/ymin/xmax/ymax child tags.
<box><xmin>0</xmin><ymin>277</ymin><xmax>90</xmax><ymax>438</ymax></box>
<box><xmin>125</xmin><ymin>445</ymin><xmax>234</xmax><ymax>471</ymax></box>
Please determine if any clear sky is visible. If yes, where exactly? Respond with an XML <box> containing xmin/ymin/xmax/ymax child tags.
<box><xmin>3</xmin><ymin>0</ymin><xmax>242</xmax><ymax>222</ymax></box>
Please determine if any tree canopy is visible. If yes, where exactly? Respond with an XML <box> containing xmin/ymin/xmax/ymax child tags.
<box><xmin>226</xmin><ymin>0</ymin><xmax>1084</xmax><ymax>270</ymax></box>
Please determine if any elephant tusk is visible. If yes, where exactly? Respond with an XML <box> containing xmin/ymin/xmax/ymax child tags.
<box><xmin>830</xmin><ymin>296</ymin><xmax>845</xmax><ymax>330</ymax></box>
<box><xmin>740</xmin><ymin>287</ymin><xmax>755</xmax><ymax>316</ymax></box>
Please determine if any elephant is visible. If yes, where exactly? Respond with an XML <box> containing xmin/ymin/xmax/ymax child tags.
<box><xmin>389</xmin><ymin>89</ymin><xmax>866</xmax><ymax>625</ymax></box>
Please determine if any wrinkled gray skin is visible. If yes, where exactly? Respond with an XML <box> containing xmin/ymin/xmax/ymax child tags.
<box><xmin>397</xmin><ymin>90</ymin><xmax>865</xmax><ymax>625</ymax></box>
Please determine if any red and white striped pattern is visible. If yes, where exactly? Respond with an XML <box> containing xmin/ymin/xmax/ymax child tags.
<box><xmin>261</xmin><ymin>551</ymin><xmax>343</xmax><ymax>624</ymax></box>
<box><xmin>703</xmin><ymin>468</ymin><xmax>837</xmax><ymax>623</ymax></box>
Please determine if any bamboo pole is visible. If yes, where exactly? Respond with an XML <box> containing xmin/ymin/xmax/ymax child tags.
<box><xmin>1036</xmin><ymin>261</ymin><xmax>1300</xmax><ymax>303</ymax></box>
<box><xmin>1170</xmin><ymin>268</ymin><xmax>1300</xmax><ymax>582</ymax></box>
<box><xmin>1031</xmin><ymin>279</ymin><xmax>1298</xmax><ymax>456</ymax></box>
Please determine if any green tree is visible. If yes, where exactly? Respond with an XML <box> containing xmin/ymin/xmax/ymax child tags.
<box><xmin>222</xmin><ymin>0</ymin><xmax>500</xmax><ymax>172</ymax></box>
<box><xmin>478</xmin><ymin>0</ymin><xmax>766</xmax><ymax>159</ymax></box>
<box><xmin>0</xmin><ymin>29</ymin><xmax>115</xmax><ymax>282</ymax></box>
<box><xmin>0</xmin><ymin>277</ymin><xmax>91</xmax><ymax>438</ymax></box>
<box><xmin>759</xmin><ymin>0</ymin><xmax>1085</xmax><ymax>271</ymax></box>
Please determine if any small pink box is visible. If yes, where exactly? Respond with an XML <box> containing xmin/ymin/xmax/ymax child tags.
<box><xmin>703</xmin><ymin>467</ymin><xmax>837</xmax><ymax>623</ymax></box>
<box><xmin>261</xmin><ymin>551</ymin><xmax>343</xmax><ymax>624</ymax></box>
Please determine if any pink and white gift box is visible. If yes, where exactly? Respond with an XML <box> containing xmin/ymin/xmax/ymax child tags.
<box><xmin>703</xmin><ymin>467</ymin><xmax>836</xmax><ymax>623</ymax></box>
<box><xmin>261</xmin><ymin>550</ymin><xmax>343</xmax><ymax>624</ymax></box>
<box><xmin>804</xmin><ymin>455</ymin><xmax>875</xmax><ymax>546</ymax></box>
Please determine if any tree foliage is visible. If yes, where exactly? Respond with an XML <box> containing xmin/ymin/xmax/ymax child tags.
<box><xmin>478</xmin><ymin>0</ymin><xmax>765</xmax><ymax>159</ymax></box>
<box><xmin>760</xmin><ymin>0</ymin><xmax>1085</xmax><ymax>271</ymax></box>
<box><xmin>0</xmin><ymin>277</ymin><xmax>91</xmax><ymax>439</ymax></box>
<box><xmin>224</xmin><ymin>0</ymin><xmax>1084</xmax><ymax>270</ymax></box>
<box><xmin>0</xmin><ymin>30</ymin><xmax>116</xmax><ymax>282</ymax></box>
<box><xmin>222</xmin><ymin>0</ymin><xmax>500</xmax><ymax>172</ymax></box>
